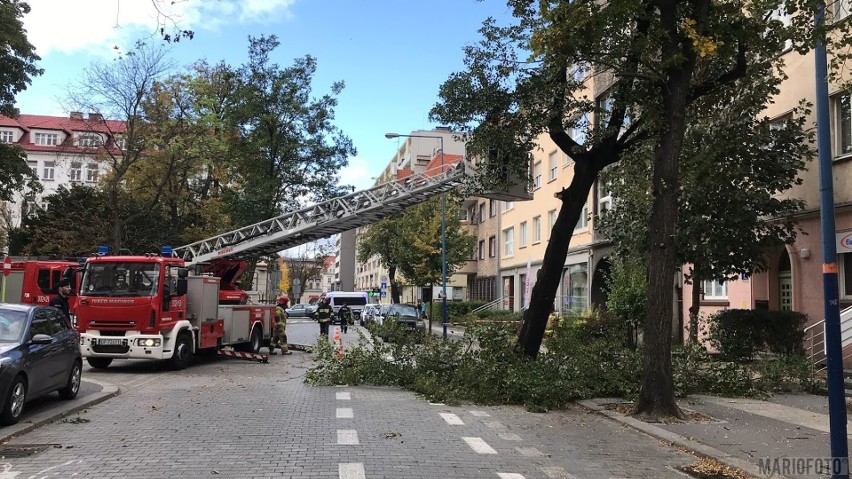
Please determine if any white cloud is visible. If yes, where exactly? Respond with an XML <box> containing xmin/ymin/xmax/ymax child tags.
<box><xmin>23</xmin><ymin>0</ymin><xmax>297</xmax><ymax>58</ymax></box>
<box><xmin>339</xmin><ymin>157</ymin><xmax>377</xmax><ymax>192</ymax></box>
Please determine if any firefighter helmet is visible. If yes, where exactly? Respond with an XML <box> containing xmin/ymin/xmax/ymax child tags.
<box><xmin>277</xmin><ymin>295</ymin><xmax>289</xmax><ymax>306</ymax></box>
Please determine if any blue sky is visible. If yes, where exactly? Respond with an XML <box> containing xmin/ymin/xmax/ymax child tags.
<box><xmin>17</xmin><ymin>0</ymin><xmax>514</xmax><ymax>191</ymax></box>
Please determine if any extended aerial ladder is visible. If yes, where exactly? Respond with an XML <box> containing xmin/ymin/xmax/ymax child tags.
<box><xmin>172</xmin><ymin>161</ymin><xmax>471</xmax><ymax>266</ymax></box>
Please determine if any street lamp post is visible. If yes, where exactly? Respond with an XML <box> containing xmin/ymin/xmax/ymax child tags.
<box><xmin>385</xmin><ymin>132</ymin><xmax>448</xmax><ymax>339</ymax></box>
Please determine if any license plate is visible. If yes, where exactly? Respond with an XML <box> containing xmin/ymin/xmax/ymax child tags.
<box><xmin>98</xmin><ymin>338</ymin><xmax>124</xmax><ymax>346</ymax></box>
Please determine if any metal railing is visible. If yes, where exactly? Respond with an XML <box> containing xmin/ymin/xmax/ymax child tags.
<box><xmin>805</xmin><ymin>304</ymin><xmax>852</xmax><ymax>373</ymax></box>
<box><xmin>471</xmin><ymin>295</ymin><xmax>510</xmax><ymax>314</ymax></box>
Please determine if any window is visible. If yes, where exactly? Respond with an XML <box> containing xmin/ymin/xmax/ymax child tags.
<box><xmin>27</xmin><ymin>160</ymin><xmax>37</xmax><ymax>175</ymax></box>
<box><xmin>533</xmin><ymin>161</ymin><xmax>542</xmax><ymax>189</ymax></box>
<box><xmin>533</xmin><ymin>216</ymin><xmax>541</xmax><ymax>243</ymax></box>
<box><xmin>596</xmin><ymin>91</ymin><xmax>614</xmax><ymax>130</ymax></box>
<box><xmin>504</xmin><ymin>201</ymin><xmax>514</xmax><ymax>211</ymax></box>
<box><xmin>571</xmin><ymin>114</ymin><xmax>589</xmax><ymax>147</ymax></box>
<box><xmin>519</xmin><ymin>221</ymin><xmax>528</xmax><ymax>248</ymax></box>
<box><xmin>29</xmin><ymin>311</ymin><xmax>52</xmax><ymax>338</ymax></box>
<box><xmin>548</xmin><ymin>151</ymin><xmax>558</xmax><ymax>181</ymax></box>
<box><xmin>702</xmin><ymin>279</ymin><xmax>728</xmax><ymax>299</ymax></box>
<box><xmin>70</xmin><ymin>162</ymin><xmax>82</xmax><ymax>182</ymax></box>
<box><xmin>114</xmin><ymin>135</ymin><xmax>126</xmax><ymax>150</ymax></box>
<box><xmin>561</xmin><ymin>263</ymin><xmax>589</xmax><ymax>313</ymax></box>
<box><xmin>575</xmin><ymin>200</ymin><xmax>589</xmax><ymax>231</ymax></box>
<box><xmin>769</xmin><ymin>2</ymin><xmax>793</xmax><ymax>51</ymax></box>
<box><xmin>458</xmin><ymin>208</ymin><xmax>468</xmax><ymax>221</ymax></box>
<box><xmin>596</xmin><ymin>179</ymin><xmax>612</xmax><ymax>217</ymax></box>
<box><xmin>548</xmin><ymin>209</ymin><xmax>557</xmax><ymax>234</ymax></box>
<box><xmin>489</xmin><ymin>199</ymin><xmax>497</xmax><ymax>218</ymax></box>
<box><xmin>86</xmin><ymin>163</ymin><xmax>99</xmax><ymax>182</ymax></box>
<box><xmin>488</xmin><ymin>236</ymin><xmax>496</xmax><ymax>258</ymax></box>
<box><xmin>478</xmin><ymin>240</ymin><xmax>485</xmax><ymax>260</ymax></box>
<box><xmin>835</xmin><ymin>91</ymin><xmax>851</xmax><ymax>157</ymax></box>
<box><xmin>503</xmin><ymin>227</ymin><xmax>514</xmax><ymax>257</ymax></box>
<box><xmin>76</xmin><ymin>134</ymin><xmax>101</xmax><ymax>148</ymax></box>
<box><xmin>841</xmin><ymin>253</ymin><xmax>852</xmax><ymax>299</ymax></box>
<box><xmin>0</xmin><ymin>130</ymin><xmax>13</xmax><ymax>143</ymax></box>
<box><xmin>43</xmin><ymin>161</ymin><xmax>55</xmax><ymax>181</ymax></box>
<box><xmin>834</xmin><ymin>0</ymin><xmax>851</xmax><ymax>22</ymax></box>
<box><xmin>34</xmin><ymin>132</ymin><xmax>58</xmax><ymax>146</ymax></box>
<box><xmin>479</xmin><ymin>203</ymin><xmax>486</xmax><ymax>223</ymax></box>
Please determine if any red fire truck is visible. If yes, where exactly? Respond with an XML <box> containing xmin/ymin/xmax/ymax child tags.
<box><xmin>76</xmin><ymin>251</ymin><xmax>275</xmax><ymax>370</ymax></box>
<box><xmin>2</xmin><ymin>259</ymin><xmax>79</xmax><ymax>308</ymax></box>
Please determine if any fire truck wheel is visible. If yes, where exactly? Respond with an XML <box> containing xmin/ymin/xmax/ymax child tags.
<box><xmin>0</xmin><ymin>375</ymin><xmax>26</xmax><ymax>426</ymax></box>
<box><xmin>169</xmin><ymin>332</ymin><xmax>193</xmax><ymax>370</ymax></box>
<box><xmin>86</xmin><ymin>358</ymin><xmax>113</xmax><ymax>369</ymax></box>
<box><xmin>58</xmin><ymin>360</ymin><xmax>82</xmax><ymax>400</ymax></box>
<box><xmin>248</xmin><ymin>326</ymin><xmax>262</xmax><ymax>354</ymax></box>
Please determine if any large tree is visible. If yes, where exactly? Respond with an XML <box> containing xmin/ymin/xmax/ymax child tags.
<box><xmin>430</xmin><ymin>0</ymin><xmax>804</xmax><ymax>419</ymax></box>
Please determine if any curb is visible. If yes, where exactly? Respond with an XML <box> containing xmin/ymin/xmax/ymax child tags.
<box><xmin>0</xmin><ymin>378</ymin><xmax>120</xmax><ymax>443</ymax></box>
<box><xmin>576</xmin><ymin>399</ymin><xmax>790</xmax><ymax>479</ymax></box>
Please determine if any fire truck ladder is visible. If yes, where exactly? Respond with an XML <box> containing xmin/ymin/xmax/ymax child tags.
<box><xmin>173</xmin><ymin>161</ymin><xmax>469</xmax><ymax>266</ymax></box>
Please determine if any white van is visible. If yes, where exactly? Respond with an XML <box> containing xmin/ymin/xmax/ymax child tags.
<box><xmin>320</xmin><ymin>291</ymin><xmax>369</xmax><ymax>317</ymax></box>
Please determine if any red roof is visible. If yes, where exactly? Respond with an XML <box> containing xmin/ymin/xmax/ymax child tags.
<box><xmin>0</xmin><ymin>113</ymin><xmax>126</xmax><ymax>153</ymax></box>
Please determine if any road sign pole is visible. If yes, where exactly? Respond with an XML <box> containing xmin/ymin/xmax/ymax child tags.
<box><xmin>2</xmin><ymin>256</ymin><xmax>10</xmax><ymax>303</ymax></box>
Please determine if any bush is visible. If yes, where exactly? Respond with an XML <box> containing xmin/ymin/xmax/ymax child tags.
<box><xmin>708</xmin><ymin>309</ymin><xmax>808</xmax><ymax>361</ymax></box>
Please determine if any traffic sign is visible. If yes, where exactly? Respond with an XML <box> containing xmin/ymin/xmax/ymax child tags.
<box><xmin>381</xmin><ymin>275</ymin><xmax>387</xmax><ymax>283</ymax></box>
<box><xmin>381</xmin><ymin>282</ymin><xmax>387</xmax><ymax>290</ymax></box>
<box><xmin>3</xmin><ymin>256</ymin><xmax>10</xmax><ymax>277</ymax></box>
<box><xmin>380</xmin><ymin>291</ymin><xmax>386</xmax><ymax>298</ymax></box>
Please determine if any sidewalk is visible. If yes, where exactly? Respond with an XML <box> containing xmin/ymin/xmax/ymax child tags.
<box><xmin>0</xmin><ymin>378</ymin><xmax>119</xmax><ymax>443</ymax></box>
<box><xmin>579</xmin><ymin>393</ymin><xmax>850</xmax><ymax>479</ymax></box>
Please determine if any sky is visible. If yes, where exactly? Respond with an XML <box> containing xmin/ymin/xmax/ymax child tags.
<box><xmin>16</xmin><ymin>0</ymin><xmax>515</xmax><ymax>192</ymax></box>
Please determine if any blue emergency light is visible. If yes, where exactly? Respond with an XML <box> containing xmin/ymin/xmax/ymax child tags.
<box><xmin>161</xmin><ymin>245</ymin><xmax>173</xmax><ymax>256</ymax></box>
<box><xmin>97</xmin><ymin>245</ymin><xmax>109</xmax><ymax>255</ymax></box>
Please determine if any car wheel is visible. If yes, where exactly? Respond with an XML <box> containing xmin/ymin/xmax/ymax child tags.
<box><xmin>169</xmin><ymin>332</ymin><xmax>193</xmax><ymax>370</ymax></box>
<box><xmin>86</xmin><ymin>357</ymin><xmax>113</xmax><ymax>369</ymax></box>
<box><xmin>59</xmin><ymin>360</ymin><xmax>82</xmax><ymax>399</ymax></box>
<box><xmin>0</xmin><ymin>375</ymin><xmax>26</xmax><ymax>426</ymax></box>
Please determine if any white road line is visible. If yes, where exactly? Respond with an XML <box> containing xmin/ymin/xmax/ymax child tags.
<box><xmin>541</xmin><ymin>466</ymin><xmax>577</xmax><ymax>479</ymax></box>
<box><xmin>336</xmin><ymin>391</ymin><xmax>351</xmax><ymax>400</ymax></box>
<box><xmin>337</xmin><ymin>429</ymin><xmax>360</xmax><ymax>445</ymax></box>
<box><xmin>462</xmin><ymin>437</ymin><xmax>498</xmax><ymax>454</ymax></box>
<box><xmin>439</xmin><ymin>412</ymin><xmax>465</xmax><ymax>425</ymax></box>
<box><xmin>497</xmin><ymin>474</ymin><xmax>525</xmax><ymax>479</ymax></box>
<box><xmin>339</xmin><ymin>463</ymin><xmax>366</xmax><ymax>479</ymax></box>
<box><xmin>498</xmin><ymin>432</ymin><xmax>522</xmax><ymax>441</ymax></box>
<box><xmin>337</xmin><ymin>408</ymin><xmax>354</xmax><ymax>419</ymax></box>
<box><xmin>469</xmin><ymin>410</ymin><xmax>490</xmax><ymax>417</ymax></box>
<box><xmin>516</xmin><ymin>447</ymin><xmax>544</xmax><ymax>457</ymax></box>
<box><xmin>429</xmin><ymin>402</ymin><xmax>446</xmax><ymax>405</ymax></box>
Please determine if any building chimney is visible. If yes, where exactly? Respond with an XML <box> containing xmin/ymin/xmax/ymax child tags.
<box><xmin>88</xmin><ymin>113</ymin><xmax>103</xmax><ymax>121</ymax></box>
<box><xmin>70</xmin><ymin>112</ymin><xmax>83</xmax><ymax>120</ymax></box>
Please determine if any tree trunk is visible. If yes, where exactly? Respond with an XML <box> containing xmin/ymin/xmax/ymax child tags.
<box><xmin>389</xmin><ymin>265</ymin><xmax>401</xmax><ymax>304</ymax></box>
<box><xmin>634</xmin><ymin>7</ymin><xmax>697</xmax><ymax>419</ymax></box>
<box><xmin>517</xmin><ymin>160</ymin><xmax>597</xmax><ymax>357</ymax></box>
<box><xmin>688</xmin><ymin>265</ymin><xmax>701</xmax><ymax>344</ymax></box>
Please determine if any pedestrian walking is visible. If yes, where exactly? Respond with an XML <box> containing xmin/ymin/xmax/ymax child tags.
<box><xmin>338</xmin><ymin>302</ymin><xmax>352</xmax><ymax>334</ymax></box>
<box><xmin>314</xmin><ymin>297</ymin><xmax>334</xmax><ymax>337</ymax></box>
<box><xmin>50</xmin><ymin>278</ymin><xmax>73</xmax><ymax>325</ymax></box>
<box><xmin>416</xmin><ymin>299</ymin><xmax>426</xmax><ymax>319</ymax></box>
<box><xmin>270</xmin><ymin>296</ymin><xmax>292</xmax><ymax>355</ymax></box>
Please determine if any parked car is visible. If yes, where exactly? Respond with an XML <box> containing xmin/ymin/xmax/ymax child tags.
<box><xmin>0</xmin><ymin>303</ymin><xmax>83</xmax><ymax>425</ymax></box>
<box><xmin>370</xmin><ymin>304</ymin><xmax>391</xmax><ymax>326</ymax></box>
<box><xmin>383</xmin><ymin>304</ymin><xmax>426</xmax><ymax>332</ymax></box>
<box><xmin>285</xmin><ymin>303</ymin><xmax>317</xmax><ymax>318</ymax></box>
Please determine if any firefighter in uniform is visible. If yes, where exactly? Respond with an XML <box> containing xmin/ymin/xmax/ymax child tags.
<box><xmin>270</xmin><ymin>296</ymin><xmax>292</xmax><ymax>355</ymax></box>
<box><xmin>338</xmin><ymin>302</ymin><xmax>352</xmax><ymax>334</ymax></box>
<box><xmin>314</xmin><ymin>297</ymin><xmax>334</xmax><ymax>337</ymax></box>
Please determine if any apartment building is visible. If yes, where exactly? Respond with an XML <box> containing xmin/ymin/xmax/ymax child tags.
<box><xmin>0</xmin><ymin>112</ymin><xmax>125</xmax><ymax>228</ymax></box>
<box><xmin>682</xmin><ymin>10</ymin><xmax>852</xmax><ymax>344</ymax></box>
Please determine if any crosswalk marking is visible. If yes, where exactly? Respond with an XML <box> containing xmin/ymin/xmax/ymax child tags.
<box><xmin>462</xmin><ymin>437</ymin><xmax>497</xmax><ymax>454</ymax></box>
<box><xmin>498</xmin><ymin>432</ymin><xmax>522</xmax><ymax>441</ymax></box>
<box><xmin>336</xmin><ymin>391</ymin><xmax>351</xmax><ymax>400</ymax></box>
<box><xmin>541</xmin><ymin>467</ymin><xmax>577</xmax><ymax>479</ymax></box>
<box><xmin>497</xmin><ymin>474</ymin><xmax>525</xmax><ymax>479</ymax></box>
<box><xmin>484</xmin><ymin>420</ymin><xmax>506</xmax><ymax>430</ymax></box>
<box><xmin>469</xmin><ymin>410</ymin><xmax>490</xmax><ymax>417</ymax></box>
<box><xmin>439</xmin><ymin>412</ymin><xmax>464</xmax><ymax>425</ymax></box>
<box><xmin>337</xmin><ymin>429</ymin><xmax>359</xmax><ymax>445</ymax></box>
<box><xmin>337</xmin><ymin>408</ymin><xmax>353</xmax><ymax>418</ymax></box>
<box><xmin>516</xmin><ymin>447</ymin><xmax>544</xmax><ymax>457</ymax></box>
<box><xmin>339</xmin><ymin>463</ymin><xmax>366</xmax><ymax>479</ymax></box>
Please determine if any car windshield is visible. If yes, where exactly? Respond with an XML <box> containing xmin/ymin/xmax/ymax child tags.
<box><xmin>390</xmin><ymin>305</ymin><xmax>418</xmax><ymax>317</ymax></box>
<box><xmin>0</xmin><ymin>309</ymin><xmax>27</xmax><ymax>343</ymax></box>
<box><xmin>81</xmin><ymin>262</ymin><xmax>160</xmax><ymax>297</ymax></box>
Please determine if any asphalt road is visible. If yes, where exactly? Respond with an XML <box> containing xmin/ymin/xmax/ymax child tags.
<box><xmin>0</xmin><ymin>320</ymin><xmax>700</xmax><ymax>478</ymax></box>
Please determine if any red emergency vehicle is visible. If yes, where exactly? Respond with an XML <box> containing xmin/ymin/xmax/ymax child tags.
<box><xmin>76</xmin><ymin>251</ymin><xmax>275</xmax><ymax>370</ymax></box>
<box><xmin>2</xmin><ymin>259</ymin><xmax>79</xmax><ymax>308</ymax></box>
